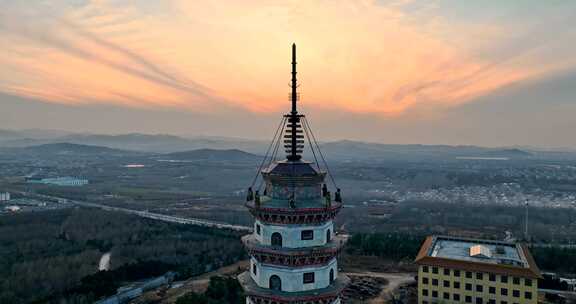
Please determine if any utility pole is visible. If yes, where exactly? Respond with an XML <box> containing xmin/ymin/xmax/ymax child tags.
<box><xmin>524</xmin><ymin>201</ymin><xmax>529</xmax><ymax>242</ymax></box>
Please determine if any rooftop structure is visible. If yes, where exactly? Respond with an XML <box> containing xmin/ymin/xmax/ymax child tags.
<box><xmin>415</xmin><ymin>235</ymin><xmax>541</xmax><ymax>304</ymax></box>
<box><xmin>469</xmin><ymin>245</ymin><xmax>492</xmax><ymax>259</ymax></box>
<box><xmin>239</xmin><ymin>44</ymin><xmax>347</xmax><ymax>304</ymax></box>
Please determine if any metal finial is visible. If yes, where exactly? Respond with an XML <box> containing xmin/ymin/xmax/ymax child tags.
<box><xmin>291</xmin><ymin>43</ymin><xmax>297</xmax><ymax>114</ymax></box>
<box><xmin>286</xmin><ymin>43</ymin><xmax>302</xmax><ymax>161</ymax></box>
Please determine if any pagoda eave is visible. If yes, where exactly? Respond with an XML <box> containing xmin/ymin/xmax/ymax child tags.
<box><xmin>242</xmin><ymin>234</ymin><xmax>346</xmax><ymax>267</ymax></box>
<box><xmin>239</xmin><ymin>272</ymin><xmax>349</xmax><ymax>304</ymax></box>
<box><xmin>246</xmin><ymin>201</ymin><xmax>342</xmax><ymax>225</ymax></box>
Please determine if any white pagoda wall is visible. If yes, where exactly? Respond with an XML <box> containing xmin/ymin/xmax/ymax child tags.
<box><xmin>253</xmin><ymin>220</ymin><xmax>334</xmax><ymax>248</ymax></box>
<box><xmin>250</xmin><ymin>257</ymin><xmax>338</xmax><ymax>292</ymax></box>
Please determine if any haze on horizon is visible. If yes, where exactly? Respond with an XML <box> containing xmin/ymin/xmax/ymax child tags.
<box><xmin>1</xmin><ymin>0</ymin><xmax>576</xmax><ymax>148</ymax></box>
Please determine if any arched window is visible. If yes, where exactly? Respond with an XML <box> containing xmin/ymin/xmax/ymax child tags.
<box><xmin>271</xmin><ymin>232</ymin><xmax>282</xmax><ymax>247</ymax></box>
<box><xmin>269</xmin><ymin>275</ymin><xmax>282</xmax><ymax>291</ymax></box>
<box><xmin>329</xmin><ymin>269</ymin><xmax>335</xmax><ymax>284</ymax></box>
<box><xmin>326</xmin><ymin>229</ymin><xmax>331</xmax><ymax>242</ymax></box>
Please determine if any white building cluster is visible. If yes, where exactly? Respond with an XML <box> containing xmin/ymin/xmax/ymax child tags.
<box><xmin>28</xmin><ymin>176</ymin><xmax>89</xmax><ymax>186</ymax></box>
<box><xmin>0</xmin><ymin>192</ymin><xmax>10</xmax><ymax>201</ymax></box>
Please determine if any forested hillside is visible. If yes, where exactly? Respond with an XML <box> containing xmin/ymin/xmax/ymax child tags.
<box><xmin>0</xmin><ymin>209</ymin><xmax>245</xmax><ymax>304</ymax></box>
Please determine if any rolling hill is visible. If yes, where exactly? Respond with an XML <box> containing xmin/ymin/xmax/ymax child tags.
<box><xmin>0</xmin><ymin>143</ymin><xmax>141</xmax><ymax>157</ymax></box>
<box><xmin>161</xmin><ymin>148</ymin><xmax>261</xmax><ymax>162</ymax></box>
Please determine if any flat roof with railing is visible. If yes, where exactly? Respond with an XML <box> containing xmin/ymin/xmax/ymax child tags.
<box><xmin>430</xmin><ymin>236</ymin><xmax>524</xmax><ymax>267</ymax></box>
<box><xmin>415</xmin><ymin>235</ymin><xmax>542</xmax><ymax>278</ymax></box>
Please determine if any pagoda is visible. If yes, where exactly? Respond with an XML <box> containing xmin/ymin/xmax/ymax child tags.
<box><xmin>238</xmin><ymin>44</ymin><xmax>349</xmax><ymax>304</ymax></box>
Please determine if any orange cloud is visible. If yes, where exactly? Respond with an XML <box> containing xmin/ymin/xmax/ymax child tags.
<box><xmin>0</xmin><ymin>0</ymin><xmax>565</xmax><ymax>116</ymax></box>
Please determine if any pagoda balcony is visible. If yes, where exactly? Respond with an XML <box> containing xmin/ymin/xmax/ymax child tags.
<box><xmin>238</xmin><ymin>271</ymin><xmax>349</xmax><ymax>304</ymax></box>
<box><xmin>245</xmin><ymin>197</ymin><xmax>342</xmax><ymax>225</ymax></box>
<box><xmin>242</xmin><ymin>234</ymin><xmax>346</xmax><ymax>267</ymax></box>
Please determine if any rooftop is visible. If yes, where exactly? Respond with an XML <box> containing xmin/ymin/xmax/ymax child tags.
<box><xmin>415</xmin><ymin>235</ymin><xmax>542</xmax><ymax>278</ymax></box>
<box><xmin>431</xmin><ymin>237</ymin><xmax>523</xmax><ymax>266</ymax></box>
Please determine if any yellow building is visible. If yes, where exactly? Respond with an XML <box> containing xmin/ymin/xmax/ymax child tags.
<box><xmin>415</xmin><ymin>235</ymin><xmax>541</xmax><ymax>304</ymax></box>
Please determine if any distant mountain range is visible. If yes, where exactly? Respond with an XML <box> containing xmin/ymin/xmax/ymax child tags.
<box><xmin>162</xmin><ymin>148</ymin><xmax>261</xmax><ymax>162</ymax></box>
<box><xmin>0</xmin><ymin>143</ymin><xmax>142</xmax><ymax>158</ymax></box>
<box><xmin>56</xmin><ymin>133</ymin><xmax>197</xmax><ymax>153</ymax></box>
<box><xmin>0</xmin><ymin>143</ymin><xmax>262</xmax><ymax>163</ymax></box>
<box><xmin>0</xmin><ymin>129</ymin><xmax>74</xmax><ymax>140</ymax></box>
<box><xmin>319</xmin><ymin>140</ymin><xmax>536</xmax><ymax>161</ymax></box>
<box><xmin>0</xmin><ymin>130</ymin><xmax>267</xmax><ymax>153</ymax></box>
<box><xmin>1</xmin><ymin>129</ymin><xmax>574</xmax><ymax>161</ymax></box>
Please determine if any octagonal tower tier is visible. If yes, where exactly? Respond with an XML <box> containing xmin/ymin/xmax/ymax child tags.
<box><xmin>239</xmin><ymin>44</ymin><xmax>348</xmax><ymax>304</ymax></box>
<box><xmin>246</xmin><ymin>161</ymin><xmax>343</xmax><ymax>225</ymax></box>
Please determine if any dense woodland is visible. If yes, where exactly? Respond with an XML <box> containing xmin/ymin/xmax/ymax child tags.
<box><xmin>176</xmin><ymin>276</ymin><xmax>244</xmax><ymax>304</ymax></box>
<box><xmin>1</xmin><ymin>207</ymin><xmax>575</xmax><ymax>303</ymax></box>
<box><xmin>346</xmin><ymin>233</ymin><xmax>424</xmax><ymax>261</ymax></box>
<box><xmin>0</xmin><ymin>209</ymin><xmax>246</xmax><ymax>304</ymax></box>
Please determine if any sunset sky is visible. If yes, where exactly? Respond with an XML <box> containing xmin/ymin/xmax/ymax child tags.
<box><xmin>1</xmin><ymin>1</ymin><xmax>576</xmax><ymax>147</ymax></box>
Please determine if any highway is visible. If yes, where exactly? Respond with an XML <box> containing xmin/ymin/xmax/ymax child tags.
<box><xmin>75</xmin><ymin>200</ymin><xmax>252</xmax><ymax>232</ymax></box>
<box><xmin>32</xmin><ymin>193</ymin><xmax>253</xmax><ymax>232</ymax></box>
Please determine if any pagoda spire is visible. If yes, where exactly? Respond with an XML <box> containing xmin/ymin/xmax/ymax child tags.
<box><xmin>240</xmin><ymin>43</ymin><xmax>347</xmax><ymax>304</ymax></box>
<box><xmin>286</xmin><ymin>43</ymin><xmax>303</xmax><ymax>161</ymax></box>
<box><xmin>291</xmin><ymin>43</ymin><xmax>298</xmax><ymax>114</ymax></box>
